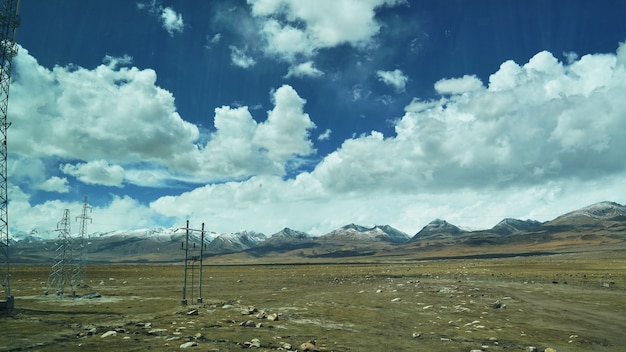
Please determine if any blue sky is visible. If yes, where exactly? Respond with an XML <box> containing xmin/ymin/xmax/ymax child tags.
<box><xmin>9</xmin><ymin>0</ymin><xmax>626</xmax><ymax>238</ymax></box>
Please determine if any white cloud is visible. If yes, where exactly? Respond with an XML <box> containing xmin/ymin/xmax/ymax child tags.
<box><xmin>230</xmin><ymin>46</ymin><xmax>256</xmax><ymax>68</ymax></box>
<box><xmin>285</xmin><ymin>61</ymin><xmax>324</xmax><ymax>78</ymax></box>
<box><xmin>318</xmin><ymin>128</ymin><xmax>332</xmax><ymax>141</ymax></box>
<box><xmin>434</xmin><ymin>74</ymin><xmax>483</xmax><ymax>95</ymax></box>
<box><xmin>10</xmin><ymin>48</ymin><xmax>200</xmax><ymax>174</ymax></box>
<box><xmin>196</xmin><ymin>84</ymin><xmax>316</xmax><ymax>178</ymax></box>
<box><xmin>377</xmin><ymin>69</ymin><xmax>409</xmax><ymax>92</ymax></box>
<box><xmin>205</xmin><ymin>33</ymin><xmax>222</xmax><ymax>49</ymax></box>
<box><xmin>246</xmin><ymin>0</ymin><xmax>406</xmax><ymax>62</ymax></box>
<box><xmin>617</xmin><ymin>40</ymin><xmax>626</xmax><ymax>67</ymax></box>
<box><xmin>38</xmin><ymin>176</ymin><xmax>70</xmax><ymax>193</ymax></box>
<box><xmin>138</xmin><ymin>1</ymin><xmax>184</xmax><ymax>35</ymax></box>
<box><xmin>10</xmin><ymin>48</ymin><xmax>317</xmax><ymax>192</ymax></box>
<box><xmin>61</xmin><ymin>160</ymin><xmax>125</xmax><ymax>187</ymax></box>
<box><xmin>161</xmin><ymin>7</ymin><xmax>184</xmax><ymax>35</ymax></box>
<box><xmin>12</xmin><ymin>36</ymin><xmax>626</xmax><ymax>239</ymax></box>
<box><xmin>312</xmin><ymin>44</ymin><xmax>626</xmax><ymax>195</ymax></box>
<box><xmin>152</xmin><ymin>40</ymin><xmax>626</xmax><ymax>235</ymax></box>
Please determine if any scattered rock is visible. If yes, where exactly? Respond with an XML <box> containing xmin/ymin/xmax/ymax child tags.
<box><xmin>493</xmin><ymin>300</ymin><xmax>502</xmax><ymax>309</ymax></box>
<box><xmin>267</xmin><ymin>313</ymin><xmax>279</xmax><ymax>321</ymax></box>
<box><xmin>544</xmin><ymin>348</ymin><xmax>557</xmax><ymax>352</ymax></box>
<box><xmin>239</xmin><ymin>320</ymin><xmax>261</xmax><ymax>328</ymax></box>
<box><xmin>100</xmin><ymin>330</ymin><xmax>117</xmax><ymax>338</ymax></box>
<box><xmin>299</xmin><ymin>340</ymin><xmax>319</xmax><ymax>351</ymax></box>
<box><xmin>148</xmin><ymin>328</ymin><xmax>167</xmax><ymax>335</ymax></box>
<box><xmin>526</xmin><ymin>347</ymin><xmax>538</xmax><ymax>352</ymax></box>
<box><xmin>391</xmin><ymin>297</ymin><xmax>402</xmax><ymax>302</ymax></box>
<box><xmin>279</xmin><ymin>342</ymin><xmax>292</xmax><ymax>350</ymax></box>
<box><xmin>412</xmin><ymin>332</ymin><xmax>421</xmax><ymax>338</ymax></box>
<box><xmin>243</xmin><ymin>338</ymin><xmax>261</xmax><ymax>348</ymax></box>
<box><xmin>180</xmin><ymin>341</ymin><xmax>198</xmax><ymax>348</ymax></box>
<box><xmin>187</xmin><ymin>309</ymin><xmax>198</xmax><ymax>316</ymax></box>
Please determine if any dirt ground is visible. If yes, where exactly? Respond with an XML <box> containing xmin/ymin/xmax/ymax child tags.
<box><xmin>1</xmin><ymin>251</ymin><xmax>625</xmax><ymax>351</ymax></box>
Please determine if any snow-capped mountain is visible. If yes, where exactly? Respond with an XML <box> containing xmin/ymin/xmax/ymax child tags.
<box><xmin>8</xmin><ymin>231</ymin><xmax>45</xmax><ymax>244</ymax></box>
<box><xmin>260</xmin><ymin>228</ymin><xmax>313</xmax><ymax>245</ymax></box>
<box><xmin>553</xmin><ymin>201</ymin><xmax>626</xmax><ymax>220</ymax></box>
<box><xmin>89</xmin><ymin>227</ymin><xmax>220</xmax><ymax>243</ymax></box>
<box><xmin>490</xmin><ymin>218</ymin><xmax>543</xmax><ymax>235</ymax></box>
<box><xmin>206</xmin><ymin>231</ymin><xmax>267</xmax><ymax>253</ymax></box>
<box><xmin>410</xmin><ymin>219</ymin><xmax>465</xmax><ymax>241</ymax></box>
<box><xmin>319</xmin><ymin>224</ymin><xmax>409</xmax><ymax>243</ymax></box>
<box><xmin>6</xmin><ymin>201</ymin><xmax>626</xmax><ymax>263</ymax></box>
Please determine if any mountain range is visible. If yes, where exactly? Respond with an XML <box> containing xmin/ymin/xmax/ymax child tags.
<box><xmin>8</xmin><ymin>201</ymin><xmax>626</xmax><ymax>263</ymax></box>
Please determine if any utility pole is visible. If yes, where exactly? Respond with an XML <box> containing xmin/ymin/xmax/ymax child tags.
<box><xmin>44</xmin><ymin>209</ymin><xmax>75</xmax><ymax>296</ymax></box>
<box><xmin>0</xmin><ymin>0</ymin><xmax>21</xmax><ymax>312</ymax></box>
<box><xmin>198</xmin><ymin>222</ymin><xmax>204</xmax><ymax>304</ymax></box>
<box><xmin>180</xmin><ymin>221</ymin><xmax>207</xmax><ymax>306</ymax></box>
<box><xmin>181</xmin><ymin>220</ymin><xmax>189</xmax><ymax>305</ymax></box>
<box><xmin>74</xmin><ymin>196</ymin><xmax>92</xmax><ymax>287</ymax></box>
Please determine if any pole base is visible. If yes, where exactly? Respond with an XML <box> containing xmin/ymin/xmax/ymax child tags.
<box><xmin>0</xmin><ymin>296</ymin><xmax>14</xmax><ymax>311</ymax></box>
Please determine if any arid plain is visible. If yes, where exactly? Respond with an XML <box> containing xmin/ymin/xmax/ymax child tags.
<box><xmin>2</xmin><ymin>245</ymin><xmax>625</xmax><ymax>352</ymax></box>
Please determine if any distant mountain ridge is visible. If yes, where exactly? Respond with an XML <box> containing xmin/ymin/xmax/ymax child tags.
<box><xmin>8</xmin><ymin>201</ymin><xmax>626</xmax><ymax>263</ymax></box>
<box><xmin>410</xmin><ymin>219</ymin><xmax>465</xmax><ymax>241</ymax></box>
<box><xmin>319</xmin><ymin>224</ymin><xmax>409</xmax><ymax>243</ymax></box>
<box><xmin>549</xmin><ymin>201</ymin><xmax>626</xmax><ymax>225</ymax></box>
<box><xmin>206</xmin><ymin>231</ymin><xmax>267</xmax><ymax>253</ymax></box>
<box><xmin>490</xmin><ymin>218</ymin><xmax>543</xmax><ymax>235</ymax></box>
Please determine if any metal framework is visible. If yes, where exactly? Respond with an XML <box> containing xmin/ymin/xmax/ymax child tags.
<box><xmin>44</xmin><ymin>210</ymin><xmax>76</xmax><ymax>296</ymax></box>
<box><xmin>75</xmin><ymin>196</ymin><xmax>92</xmax><ymax>287</ymax></box>
<box><xmin>0</xmin><ymin>0</ymin><xmax>20</xmax><ymax>311</ymax></box>
<box><xmin>180</xmin><ymin>221</ymin><xmax>206</xmax><ymax>305</ymax></box>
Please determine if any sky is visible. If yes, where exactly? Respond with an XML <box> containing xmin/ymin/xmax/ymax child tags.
<box><xmin>8</xmin><ymin>0</ymin><xmax>626</xmax><ymax>238</ymax></box>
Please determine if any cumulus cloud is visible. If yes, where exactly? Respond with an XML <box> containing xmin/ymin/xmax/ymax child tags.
<box><xmin>154</xmin><ymin>41</ymin><xmax>626</xmax><ymax>234</ymax></box>
<box><xmin>230</xmin><ymin>46</ymin><xmax>256</xmax><ymax>68</ymax></box>
<box><xmin>246</xmin><ymin>0</ymin><xmax>406</xmax><ymax>62</ymax></box>
<box><xmin>205</xmin><ymin>33</ymin><xmax>222</xmax><ymax>49</ymax></box>
<box><xmin>38</xmin><ymin>176</ymin><xmax>70</xmax><ymax>193</ymax></box>
<box><xmin>285</xmin><ymin>61</ymin><xmax>324</xmax><ymax>78</ymax></box>
<box><xmin>61</xmin><ymin>160</ymin><xmax>125</xmax><ymax>187</ymax></box>
<box><xmin>197</xmin><ymin>84</ymin><xmax>316</xmax><ymax>178</ymax></box>
<box><xmin>318</xmin><ymin>128</ymin><xmax>332</xmax><ymax>141</ymax></box>
<box><xmin>377</xmin><ymin>69</ymin><xmax>409</xmax><ymax>92</ymax></box>
<box><xmin>138</xmin><ymin>1</ymin><xmax>184</xmax><ymax>35</ymax></box>
<box><xmin>161</xmin><ymin>7</ymin><xmax>184</xmax><ymax>35</ymax></box>
<box><xmin>10</xmin><ymin>47</ymin><xmax>318</xmax><ymax>193</ymax></box>
<box><xmin>312</xmin><ymin>44</ymin><xmax>626</xmax><ymax>194</ymax></box>
<box><xmin>434</xmin><ymin>74</ymin><xmax>483</xmax><ymax>95</ymax></box>
<box><xmin>10</xmin><ymin>191</ymin><xmax>166</xmax><ymax>237</ymax></box>
<box><xmin>10</xmin><ymin>48</ymin><xmax>200</xmax><ymax>175</ymax></box>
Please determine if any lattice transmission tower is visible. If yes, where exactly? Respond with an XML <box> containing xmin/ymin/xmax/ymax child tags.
<box><xmin>0</xmin><ymin>0</ymin><xmax>21</xmax><ymax>311</ymax></box>
<box><xmin>75</xmin><ymin>196</ymin><xmax>92</xmax><ymax>287</ymax></box>
<box><xmin>44</xmin><ymin>209</ymin><xmax>77</xmax><ymax>296</ymax></box>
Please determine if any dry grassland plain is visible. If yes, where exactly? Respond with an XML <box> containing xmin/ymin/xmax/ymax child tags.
<box><xmin>1</xmin><ymin>251</ymin><xmax>625</xmax><ymax>351</ymax></box>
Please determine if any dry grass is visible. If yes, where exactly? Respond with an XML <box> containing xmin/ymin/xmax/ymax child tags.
<box><xmin>2</xmin><ymin>250</ymin><xmax>625</xmax><ymax>351</ymax></box>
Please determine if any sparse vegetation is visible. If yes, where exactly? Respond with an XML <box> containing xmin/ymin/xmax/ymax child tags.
<box><xmin>2</xmin><ymin>249</ymin><xmax>625</xmax><ymax>351</ymax></box>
